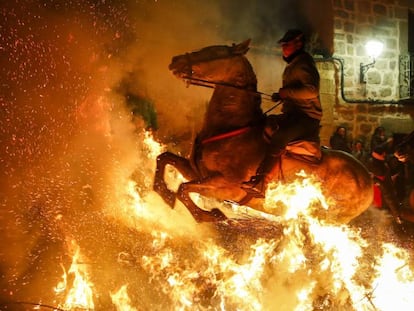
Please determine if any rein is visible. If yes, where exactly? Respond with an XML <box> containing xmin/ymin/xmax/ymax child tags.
<box><xmin>201</xmin><ymin>126</ymin><xmax>251</xmax><ymax>145</ymax></box>
<box><xmin>184</xmin><ymin>76</ymin><xmax>282</xmax><ymax>114</ymax></box>
<box><xmin>183</xmin><ymin>55</ymin><xmax>281</xmax><ymax>145</ymax></box>
<box><xmin>184</xmin><ymin>76</ymin><xmax>272</xmax><ymax>99</ymax></box>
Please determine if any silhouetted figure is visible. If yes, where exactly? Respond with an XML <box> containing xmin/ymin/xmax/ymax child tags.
<box><xmin>370</xmin><ymin>126</ymin><xmax>393</xmax><ymax>155</ymax></box>
<box><xmin>329</xmin><ymin>126</ymin><xmax>351</xmax><ymax>153</ymax></box>
<box><xmin>366</xmin><ymin>146</ymin><xmax>401</xmax><ymax>223</ymax></box>
<box><xmin>352</xmin><ymin>139</ymin><xmax>369</xmax><ymax>164</ymax></box>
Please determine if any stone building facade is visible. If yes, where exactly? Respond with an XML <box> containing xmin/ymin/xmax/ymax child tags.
<box><xmin>318</xmin><ymin>0</ymin><xmax>414</xmax><ymax>147</ymax></box>
<box><xmin>251</xmin><ymin>0</ymin><xmax>414</xmax><ymax>149</ymax></box>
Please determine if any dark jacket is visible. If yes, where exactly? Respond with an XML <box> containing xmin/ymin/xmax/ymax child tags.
<box><xmin>281</xmin><ymin>51</ymin><xmax>322</xmax><ymax>120</ymax></box>
<box><xmin>330</xmin><ymin>130</ymin><xmax>351</xmax><ymax>153</ymax></box>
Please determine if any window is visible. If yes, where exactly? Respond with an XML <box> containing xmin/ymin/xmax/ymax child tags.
<box><xmin>409</xmin><ymin>10</ymin><xmax>414</xmax><ymax>53</ymax></box>
<box><xmin>399</xmin><ymin>10</ymin><xmax>414</xmax><ymax>98</ymax></box>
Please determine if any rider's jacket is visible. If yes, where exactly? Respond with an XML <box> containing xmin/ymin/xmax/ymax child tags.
<box><xmin>281</xmin><ymin>50</ymin><xmax>322</xmax><ymax>120</ymax></box>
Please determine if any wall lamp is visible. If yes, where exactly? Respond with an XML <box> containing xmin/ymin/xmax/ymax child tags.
<box><xmin>359</xmin><ymin>39</ymin><xmax>384</xmax><ymax>83</ymax></box>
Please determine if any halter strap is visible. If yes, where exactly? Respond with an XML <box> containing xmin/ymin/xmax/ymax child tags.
<box><xmin>201</xmin><ymin>126</ymin><xmax>251</xmax><ymax>145</ymax></box>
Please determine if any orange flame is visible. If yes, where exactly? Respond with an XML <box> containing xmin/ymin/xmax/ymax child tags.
<box><xmin>55</xmin><ymin>241</ymin><xmax>95</xmax><ymax>310</ymax></box>
<box><xmin>110</xmin><ymin>285</ymin><xmax>137</xmax><ymax>311</ymax></box>
<box><xmin>370</xmin><ymin>243</ymin><xmax>414</xmax><ymax>309</ymax></box>
<box><xmin>51</xmin><ymin>131</ymin><xmax>414</xmax><ymax>310</ymax></box>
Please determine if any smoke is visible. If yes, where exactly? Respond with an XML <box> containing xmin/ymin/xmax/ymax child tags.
<box><xmin>0</xmin><ymin>0</ymin><xmax>227</xmax><ymax>298</ymax></box>
<box><xmin>0</xmin><ymin>0</ymin><xmax>322</xmax><ymax>307</ymax></box>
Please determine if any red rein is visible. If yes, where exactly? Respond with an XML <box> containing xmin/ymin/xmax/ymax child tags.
<box><xmin>201</xmin><ymin>126</ymin><xmax>251</xmax><ymax>145</ymax></box>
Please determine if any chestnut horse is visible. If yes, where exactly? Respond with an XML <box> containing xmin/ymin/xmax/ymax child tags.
<box><xmin>153</xmin><ymin>39</ymin><xmax>373</xmax><ymax>223</ymax></box>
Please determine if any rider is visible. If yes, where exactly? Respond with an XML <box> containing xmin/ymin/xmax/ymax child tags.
<box><xmin>242</xmin><ymin>29</ymin><xmax>322</xmax><ymax>197</ymax></box>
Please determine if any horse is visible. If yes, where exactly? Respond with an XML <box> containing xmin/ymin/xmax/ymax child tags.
<box><xmin>153</xmin><ymin>39</ymin><xmax>373</xmax><ymax>224</ymax></box>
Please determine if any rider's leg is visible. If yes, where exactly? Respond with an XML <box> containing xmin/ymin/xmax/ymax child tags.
<box><xmin>242</xmin><ymin>113</ymin><xmax>320</xmax><ymax>197</ymax></box>
<box><xmin>241</xmin><ymin>150</ymin><xmax>283</xmax><ymax>197</ymax></box>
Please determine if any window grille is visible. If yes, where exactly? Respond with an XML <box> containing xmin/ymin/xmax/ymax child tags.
<box><xmin>399</xmin><ymin>53</ymin><xmax>414</xmax><ymax>98</ymax></box>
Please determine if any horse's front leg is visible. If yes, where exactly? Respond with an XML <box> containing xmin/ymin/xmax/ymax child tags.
<box><xmin>176</xmin><ymin>176</ymin><xmax>228</xmax><ymax>223</ymax></box>
<box><xmin>153</xmin><ymin>151</ymin><xmax>199</xmax><ymax>207</ymax></box>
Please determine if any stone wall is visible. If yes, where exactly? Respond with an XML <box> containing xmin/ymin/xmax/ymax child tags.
<box><xmin>249</xmin><ymin>0</ymin><xmax>414</xmax><ymax>149</ymax></box>
<box><xmin>325</xmin><ymin>0</ymin><xmax>414</xmax><ymax>149</ymax></box>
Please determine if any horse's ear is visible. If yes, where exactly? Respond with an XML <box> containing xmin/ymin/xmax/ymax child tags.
<box><xmin>232</xmin><ymin>39</ymin><xmax>251</xmax><ymax>55</ymax></box>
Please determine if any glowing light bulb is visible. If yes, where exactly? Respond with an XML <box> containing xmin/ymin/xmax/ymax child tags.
<box><xmin>365</xmin><ymin>40</ymin><xmax>383</xmax><ymax>59</ymax></box>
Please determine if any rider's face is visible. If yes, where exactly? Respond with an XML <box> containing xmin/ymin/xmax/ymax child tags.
<box><xmin>281</xmin><ymin>39</ymin><xmax>303</xmax><ymax>58</ymax></box>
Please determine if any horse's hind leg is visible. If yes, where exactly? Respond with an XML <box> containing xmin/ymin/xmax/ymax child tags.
<box><xmin>153</xmin><ymin>151</ymin><xmax>198</xmax><ymax>207</ymax></box>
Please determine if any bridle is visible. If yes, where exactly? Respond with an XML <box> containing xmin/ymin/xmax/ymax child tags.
<box><xmin>181</xmin><ymin>49</ymin><xmax>272</xmax><ymax>95</ymax></box>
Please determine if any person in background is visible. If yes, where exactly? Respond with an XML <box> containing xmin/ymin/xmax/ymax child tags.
<box><xmin>242</xmin><ymin>29</ymin><xmax>322</xmax><ymax>197</ymax></box>
<box><xmin>370</xmin><ymin>126</ymin><xmax>393</xmax><ymax>155</ymax></box>
<box><xmin>352</xmin><ymin>139</ymin><xmax>369</xmax><ymax>164</ymax></box>
<box><xmin>329</xmin><ymin>126</ymin><xmax>352</xmax><ymax>153</ymax></box>
<box><xmin>366</xmin><ymin>145</ymin><xmax>401</xmax><ymax>223</ymax></box>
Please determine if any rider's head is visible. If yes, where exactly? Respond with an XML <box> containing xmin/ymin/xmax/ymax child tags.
<box><xmin>278</xmin><ymin>29</ymin><xmax>305</xmax><ymax>58</ymax></box>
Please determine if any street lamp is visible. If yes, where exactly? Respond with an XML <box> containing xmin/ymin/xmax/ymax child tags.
<box><xmin>359</xmin><ymin>39</ymin><xmax>384</xmax><ymax>83</ymax></box>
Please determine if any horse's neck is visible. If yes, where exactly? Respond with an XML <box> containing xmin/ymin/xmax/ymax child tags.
<box><xmin>200</xmin><ymin>86</ymin><xmax>263</xmax><ymax>136</ymax></box>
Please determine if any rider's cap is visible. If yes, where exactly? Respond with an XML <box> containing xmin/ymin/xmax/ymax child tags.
<box><xmin>278</xmin><ymin>29</ymin><xmax>304</xmax><ymax>44</ymax></box>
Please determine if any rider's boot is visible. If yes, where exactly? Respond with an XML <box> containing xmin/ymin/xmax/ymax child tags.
<box><xmin>241</xmin><ymin>151</ymin><xmax>282</xmax><ymax>198</ymax></box>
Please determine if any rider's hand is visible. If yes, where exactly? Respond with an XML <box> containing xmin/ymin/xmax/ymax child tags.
<box><xmin>271</xmin><ymin>92</ymin><xmax>281</xmax><ymax>102</ymax></box>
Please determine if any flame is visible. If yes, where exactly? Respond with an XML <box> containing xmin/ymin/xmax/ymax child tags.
<box><xmin>50</xmin><ymin>132</ymin><xmax>414</xmax><ymax>310</ymax></box>
<box><xmin>55</xmin><ymin>241</ymin><xmax>95</xmax><ymax>310</ymax></box>
<box><xmin>370</xmin><ymin>243</ymin><xmax>414</xmax><ymax>309</ymax></box>
<box><xmin>143</xmin><ymin>130</ymin><xmax>164</xmax><ymax>160</ymax></box>
<box><xmin>202</xmin><ymin>239</ymin><xmax>277</xmax><ymax>310</ymax></box>
<box><xmin>110</xmin><ymin>285</ymin><xmax>137</xmax><ymax>311</ymax></box>
<box><xmin>263</xmin><ymin>170</ymin><xmax>330</xmax><ymax>219</ymax></box>
<box><xmin>141</xmin><ymin>232</ymin><xmax>277</xmax><ymax>311</ymax></box>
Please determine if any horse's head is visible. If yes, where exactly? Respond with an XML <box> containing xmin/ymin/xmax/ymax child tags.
<box><xmin>394</xmin><ymin>130</ymin><xmax>414</xmax><ymax>163</ymax></box>
<box><xmin>169</xmin><ymin>39</ymin><xmax>256</xmax><ymax>88</ymax></box>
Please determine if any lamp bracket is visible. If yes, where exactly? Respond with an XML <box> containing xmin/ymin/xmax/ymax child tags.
<box><xmin>359</xmin><ymin>59</ymin><xmax>376</xmax><ymax>83</ymax></box>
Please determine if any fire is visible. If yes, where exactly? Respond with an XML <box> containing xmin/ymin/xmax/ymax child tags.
<box><xmin>370</xmin><ymin>243</ymin><xmax>414</xmax><ymax>309</ymax></box>
<box><xmin>143</xmin><ymin>130</ymin><xmax>164</xmax><ymax>160</ymax></box>
<box><xmin>110</xmin><ymin>285</ymin><xmax>137</xmax><ymax>311</ymax></box>
<box><xmin>203</xmin><ymin>239</ymin><xmax>277</xmax><ymax>309</ymax></box>
<box><xmin>49</xmin><ymin>131</ymin><xmax>414</xmax><ymax>310</ymax></box>
<box><xmin>263</xmin><ymin>170</ymin><xmax>330</xmax><ymax>219</ymax></box>
<box><xmin>141</xmin><ymin>232</ymin><xmax>277</xmax><ymax>311</ymax></box>
<box><xmin>55</xmin><ymin>241</ymin><xmax>95</xmax><ymax>310</ymax></box>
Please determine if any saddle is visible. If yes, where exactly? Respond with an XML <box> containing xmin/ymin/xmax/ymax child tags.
<box><xmin>264</xmin><ymin>117</ymin><xmax>322</xmax><ymax>164</ymax></box>
<box><xmin>285</xmin><ymin>140</ymin><xmax>322</xmax><ymax>164</ymax></box>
